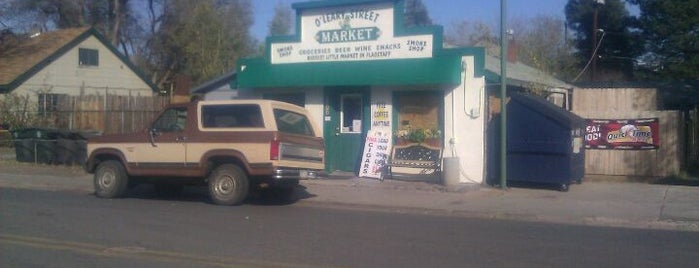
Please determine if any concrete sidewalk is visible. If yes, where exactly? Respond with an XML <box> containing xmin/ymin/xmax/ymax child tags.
<box><xmin>0</xmin><ymin>165</ymin><xmax>698</xmax><ymax>231</ymax></box>
<box><xmin>301</xmin><ymin>178</ymin><xmax>699</xmax><ymax>231</ymax></box>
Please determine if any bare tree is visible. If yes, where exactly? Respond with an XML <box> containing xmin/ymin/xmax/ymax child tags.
<box><xmin>445</xmin><ymin>20</ymin><xmax>499</xmax><ymax>56</ymax></box>
<box><xmin>445</xmin><ymin>15</ymin><xmax>577</xmax><ymax>81</ymax></box>
<box><xmin>269</xmin><ymin>2</ymin><xmax>292</xmax><ymax>36</ymax></box>
<box><xmin>512</xmin><ymin>15</ymin><xmax>577</xmax><ymax>80</ymax></box>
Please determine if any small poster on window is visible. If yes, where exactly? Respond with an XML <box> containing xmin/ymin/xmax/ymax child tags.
<box><xmin>359</xmin><ymin>129</ymin><xmax>392</xmax><ymax>179</ymax></box>
<box><xmin>352</xmin><ymin>120</ymin><xmax>362</xmax><ymax>133</ymax></box>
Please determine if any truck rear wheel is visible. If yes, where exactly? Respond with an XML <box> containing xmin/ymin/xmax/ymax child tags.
<box><xmin>94</xmin><ymin>160</ymin><xmax>129</xmax><ymax>198</ymax></box>
<box><xmin>208</xmin><ymin>164</ymin><xmax>249</xmax><ymax>205</ymax></box>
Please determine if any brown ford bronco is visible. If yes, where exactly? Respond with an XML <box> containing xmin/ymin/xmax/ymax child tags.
<box><xmin>84</xmin><ymin>99</ymin><xmax>325</xmax><ymax>205</ymax></box>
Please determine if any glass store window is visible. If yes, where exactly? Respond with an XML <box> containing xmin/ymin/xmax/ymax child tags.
<box><xmin>395</xmin><ymin>91</ymin><xmax>441</xmax><ymax>144</ymax></box>
<box><xmin>341</xmin><ymin>94</ymin><xmax>362</xmax><ymax>134</ymax></box>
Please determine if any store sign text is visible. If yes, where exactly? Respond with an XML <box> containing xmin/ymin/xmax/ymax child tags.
<box><xmin>269</xmin><ymin>3</ymin><xmax>432</xmax><ymax>64</ymax></box>
<box><xmin>316</xmin><ymin>27</ymin><xmax>380</xmax><ymax>43</ymax></box>
<box><xmin>314</xmin><ymin>9</ymin><xmax>380</xmax><ymax>27</ymax></box>
<box><xmin>272</xmin><ymin>38</ymin><xmax>430</xmax><ymax>64</ymax></box>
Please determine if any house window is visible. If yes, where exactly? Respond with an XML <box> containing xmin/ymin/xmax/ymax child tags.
<box><xmin>38</xmin><ymin>93</ymin><xmax>61</xmax><ymax>115</ymax></box>
<box><xmin>79</xmin><ymin>48</ymin><xmax>99</xmax><ymax>66</ymax></box>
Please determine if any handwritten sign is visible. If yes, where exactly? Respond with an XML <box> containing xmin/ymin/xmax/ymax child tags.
<box><xmin>358</xmin><ymin>129</ymin><xmax>392</xmax><ymax>179</ymax></box>
<box><xmin>371</xmin><ymin>101</ymin><xmax>390</xmax><ymax>128</ymax></box>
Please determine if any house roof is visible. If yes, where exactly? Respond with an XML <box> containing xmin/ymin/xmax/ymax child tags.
<box><xmin>0</xmin><ymin>27</ymin><xmax>158</xmax><ymax>93</ymax></box>
<box><xmin>190</xmin><ymin>70</ymin><xmax>237</xmax><ymax>95</ymax></box>
<box><xmin>485</xmin><ymin>54</ymin><xmax>572</xmax><ymax>89</ymax></box>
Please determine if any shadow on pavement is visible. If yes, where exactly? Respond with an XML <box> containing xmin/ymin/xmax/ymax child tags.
<box><xmin>652</xmin><ymin>176</ymin><xmax>699</xmax><ymax>186</ymax></box>
<box><xmin>119</xmin><ymin>184</ymin><xmax>316</xmax><ymax>206</ymax></box>
<box><xmin>496</xmin><ymin>181</ymin><xmax>572</xmax><ymax>192</ymax></box>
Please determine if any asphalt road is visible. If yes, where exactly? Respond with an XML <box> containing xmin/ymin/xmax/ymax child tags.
<box><xmin>2</xmin><ymin>187</ymin><xmax>699</xmax><ymax>268</ymax></box>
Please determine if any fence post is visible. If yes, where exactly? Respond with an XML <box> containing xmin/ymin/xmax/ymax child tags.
<box><xmin>104</xmin><ymin>87</ymin><xmax>108</xmax><ymax>134</ymax></box>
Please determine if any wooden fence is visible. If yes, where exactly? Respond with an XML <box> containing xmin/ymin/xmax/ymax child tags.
<box><xmin>576</xmin><ymin>111</ymin><xmax>683</xmax><ymax>177</ymax></box>
<box><xmin>573</xmin><ymin>88</ymin><xmax>688</xmax><ymax>177</ymax></box>
<box><xmin>41</xmin><ymin>95</ymin><xmax>170</xmax><ymax>135</ymax></box>
<box><xmin>573</xmin><ymin>87</ymin><xmax>657</xmax><ymax>112</ymax></box>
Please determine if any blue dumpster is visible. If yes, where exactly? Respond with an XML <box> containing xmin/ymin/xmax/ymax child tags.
<box><xmin>488</xmin><ymin>92</ymin><xmax>586</xmax><ymax>191</ymax></box>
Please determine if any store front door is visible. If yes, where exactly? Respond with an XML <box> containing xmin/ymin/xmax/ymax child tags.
<box><xmin>324</xmin><ymin>87</ymin><xmax>370</xmax><ymax>173</ymax></box>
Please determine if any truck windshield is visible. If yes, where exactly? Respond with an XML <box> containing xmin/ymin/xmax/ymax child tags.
<box><xmin>274</xmin><ymin>109</ymin><xmax>314</xmax><ymax>136</ymax></box>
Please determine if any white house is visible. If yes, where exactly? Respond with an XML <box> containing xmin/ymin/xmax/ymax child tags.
<box><xmin>0</xmin><ymin>27</ymin><xmax>157</xmax><ymax>108</ymax></box>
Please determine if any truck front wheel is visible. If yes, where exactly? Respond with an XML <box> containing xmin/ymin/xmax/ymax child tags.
<box><xmin>94</xmin><ymin>160</ymin><xmax>129</xmax><ymax>198</ymax></box>
<box><xmin>208</xmin><ymin>164</ymin><xmax>249</xmax><ymax>205</ymax></box>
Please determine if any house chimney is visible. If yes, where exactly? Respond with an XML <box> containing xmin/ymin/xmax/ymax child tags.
<box><xmin>507</xmin><ymin>33</ymin><xmax>518</xmax><ymax>63</ymax></box>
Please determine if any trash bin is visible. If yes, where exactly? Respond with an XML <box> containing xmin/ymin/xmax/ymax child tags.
<box><xmin>34</xmin><ymin>128</ymin><xmax>60</xmax><ymax>164</ymax></box>
<box><xmin>487</xmin><ymin>92</ymin><xmax>586</xmax><ymax>191</ymax></box>
<box><xmin>12</xmin><ymin>128</ymin><xmax>37</xmax><ymax>163</ymax></box>
<box><xmin>76</xmin><ymin>130</ymin><xmax>101</xmax><ymax>165</ymax></box>
<box><xmin>54</xmin><ymin>131</ymin><xmax>77</xmax><ymax>165</ymax></box>
<box><xmin>12</xmin><ymin>128</ymin><xmax>61</xmax><ymax>164</ymax></box>
<box><xmin>54</xmin><ymin>130</ymin><xmax>100</xmax><ymax>165</ymax></box>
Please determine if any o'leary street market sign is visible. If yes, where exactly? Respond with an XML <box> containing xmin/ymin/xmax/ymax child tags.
<box><xmin>270</xmin><ymin>2</ymin><xmax>433</xmax><ymax>64</ymax></box>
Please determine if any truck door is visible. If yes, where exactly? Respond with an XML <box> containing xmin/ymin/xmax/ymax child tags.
<box><xmin>134</xmin><ymin>106</ymin><xmax>188</xmax><ymax>168</ymax></box>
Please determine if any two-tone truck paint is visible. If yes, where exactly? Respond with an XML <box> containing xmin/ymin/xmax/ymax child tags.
<box><xmin>84</xmin><ymin>100</ymin><xmax>325</xmax><ymax>205</ymax></box>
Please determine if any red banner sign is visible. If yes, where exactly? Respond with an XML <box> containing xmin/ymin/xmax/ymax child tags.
<box><xmin>585</xmin><ymin>118</ymin><xmax>660</xmax><ymax>150</ymax></box>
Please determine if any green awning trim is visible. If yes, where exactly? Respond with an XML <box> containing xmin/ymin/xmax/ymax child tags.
<box><xmin>237</xmin><ymin>47</ymin><xmax>484</xmax><ymax>88</ymax></box>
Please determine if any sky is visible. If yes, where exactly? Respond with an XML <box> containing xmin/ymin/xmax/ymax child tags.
<box><xmin>250</xmin><ymin>0</ymin><xmax>571</xmax><ymax>41</ymax></box>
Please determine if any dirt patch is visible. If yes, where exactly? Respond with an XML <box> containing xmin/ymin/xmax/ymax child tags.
<box><xmin>0</xmin><ymin>146</ymin><xmax>88</xmax><ymax>177</ymax></box>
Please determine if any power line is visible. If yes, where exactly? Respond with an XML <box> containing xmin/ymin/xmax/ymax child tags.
<box><xmin>572</xmin><ymin>31</ymin><xmax>606</xmax><ymax>82</ymax></box>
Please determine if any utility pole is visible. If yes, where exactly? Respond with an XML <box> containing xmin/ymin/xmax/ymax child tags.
<box><xmin>500</xmin><ymin>0</ymin><xmax>507</xmax><ymax>190</ymax></box>
<box><xmin>591</xmin><ymin>0</ymin><xmax>605</xmax><ymax>81</ymax></box>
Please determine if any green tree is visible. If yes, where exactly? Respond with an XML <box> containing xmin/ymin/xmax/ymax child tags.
<box><xmin>628</xmin><ymin>0</ymin><xmax>699</xmax><ymax>80</ymax></box>
<box><xmin>269</xmin><ymin>2</ymin><xmax>292</xmax><ymax>36</ymax></box>
<box><xmin>445</xmin><ymin>16</ymin><xmax>577</xmax><ymax>81</ymax></box>
<box><xmin>403</xmin><ymin>0</ymin><xmax>432</xmax><ymax>27</ymax></box>
<box><xmin>565</xmin><ymin>0</ymin><xmax>640</xmax><ymax>81</ymax></box>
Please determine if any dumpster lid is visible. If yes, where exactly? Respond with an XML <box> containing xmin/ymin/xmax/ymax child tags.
<box><xmin>510</xmin><ymin>92</ymin><xmax>585</xmax><ymax>128</ymax></box>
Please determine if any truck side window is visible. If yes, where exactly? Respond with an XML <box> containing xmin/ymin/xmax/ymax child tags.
<box><xmin>153</xmin><ymin>107</ymin><xmax>187</xmax><ymax>132</ymax></box>
<box><xmin>274</xmin><ymin>109</ymin><xmax>314</xmax><ymax>136</ymax></box>
<box><xmin>201</xmin><ymin>104</ymin><xmax>264</xmax><ymax>128</ymax></box>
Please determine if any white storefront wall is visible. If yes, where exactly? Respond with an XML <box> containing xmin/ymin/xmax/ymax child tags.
<box><xmin>443</xmin><ymin>56</ymin><xmax>486</xmax><ymax>184</ymax></box>
<box><xmin>240</xmin><ymin>55</ymin><xmax>486</xmax><ymax>185</ymax></box>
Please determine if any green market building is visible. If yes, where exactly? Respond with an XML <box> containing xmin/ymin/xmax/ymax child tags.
<box><xmin>235</xmin><ymin>0</ymin><xmax>487</xmax><ymax>185</ymax></box>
